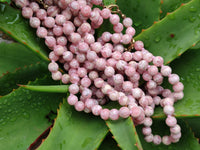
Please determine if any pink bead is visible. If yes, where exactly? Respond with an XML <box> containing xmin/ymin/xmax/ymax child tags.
<box><xmin>52</xmin><ymin>71</ymin><xmax>62</xmax><ymax>80</ymax></box>
<box><xmin>168</xmin><ymin>74</ymin><xmax>180</xmax><ymax>85</ymax></box>
<box><xmin>54</xmin><ymin>45</ymin><xmax>65</xmax><ymax>56</ymax></box>
<box><xmin>70</xmin><ymin>1</ymin><xmax>80</xmax><ymax>11</ymax></box>
<box><xmin>164</xmin><ymin>105</ymin><xmax>174</xmax><ymax>115</ymax></box>
<box><xmin>15</xmin><ymin>0</ymin><xmax>29</xmax><ymax>8</ymax></box>
<box><xmin>101</xmin><ymin>8</ymin><xmax>111</xmax><ymax>19</ymax></box>
<box><xmin>29</xmin><ymin>2</ymin><xmax>39</xmax><ymax>12</ymax></box>
<box><xmin>67</xmin><ymin>94</ymin><xmax>78</xmax><ymax>105</ymax></box>
<box><xmin>73</xmin><ymin>17</ymin><xmax>82</xmax><ymax>27</ymax></box>
<box><xmin>113</xmin><ymin>23</ymin><xmax>123</xmax><ymax>33</ymax></box>
<box><xmin>171</xmin><ymin>132</ymin><xmax>181</xmax><ymax>140</ymax></box>
<box><xmin>84</xmin><ymin>61</ymin><xmax>95</xmax><ymax>70</ymax></box>
<box><xmin>81</xmin><ymin>5</ymin><xmax>91</xmax><ymax>17</ymax></box>
<box><xmin>132</xmin><ymin>88</ymin><xmax>143</xmax><ymax>99</ymax></box>
<box><xmin>29</xmin><ymin>17</ymin><xmax>40</xmax><ymax>28</ymax></box>
<box><xmin>170</xmin><ymin>124</ymin><xmax>181</xmax><ymax>134</ymax></box>
<box><xmin>69</xmin><ymin>32</ymin><xmax>81</xmax><ymax>44</ymax></box>
<box><xmin>104</xmin><ymin>66</ymin><xmax>115</xmax><ymax>77</ymax></box>
<box><xmin>173</xmin><ymin>91</ymin><xmax>184</xmax><ymax>100</ymax></box>
<box><xmin>45</xmin><ymin>36</ymin><xmax>56</xmax><ymax>48</ymax></box>
<box><xmin>123</xmin><ymin>17</ymin><xmax>133</xmax><ymax>27</ymax></box>
<box><xmin>153</xmin><ymin>56</ymin><xmax>164</xmax><ymax>67</ymax></box>
<box><xmin>53</xmin><ymin>26</ymin><xmax>63</xmax><ymax>36</ymax></box>
<box><xmin>75</xmin><ymin>101</ymin><xmax>85</xmax><ymax>111</ymax></box>
<box><xmin>96</xmin><ymin>89</ymin><xmax>104</xmax><ymax>99</ymax></box>
<box><xmin>91</xmin><ymin>0</ymin><xmax>102</xmax><ymax>5</ymax></box>
<box><xmin>126</xmin><ymin>27</ymin><xmax>136</xmax><ymax>36</ymax></box>
<box><xmin>82</xmin><ymin>88</ymin><xmax>92</xmax><ymax>99</ymax></box>
<box><xmin>162</xmin><ymin>98</ymin><xmax>174</xmax><ymax>106</ymax></box>
<box><xmin>153</xmin><ymin>96</ymin><xmax>161</xmax><ymax>105</ymax></box>
<box><xmin>112</xmin><ymin>51</ymin><xmax>122</xmax><ymax>60</ymax></box>
<box><xmin>142</xmin><ymin>72</ymin><xmax>152</xmax><ymax>81</ymax></box>
<box><xmin>37</xmin><ymin>27</ymin><xmax>47</xmax><ymax>38</ymax></box>
<box><xmin>62</xmin><ymin>74</ymin><xmax>70</xmax><ymax>84</ymax></box>
<box><xmin>62</xmin><ymin>9</ymin><xmax>72</xmax><ymax>20</ymax></box>
<box><xmin>84</xmin><ymin>34</ymin><xmax>95</xmax><ymax>44</ymax></box>
<box><xmin>142</xmin><ymin>51</ymin><xmax>153</xmax><ymax>62</ymax></box>
<box><xmin>88</xmin><ymin>71</ymin><xmax>98</xmax><ymax>80</ymax></box>
<box><xmin>49</xmin><ymin>51</ymin><xmax>59</xmax><ymax>61</ymax></box>
<box><xmin>80</xmin><ymin>22</ymin><xmax>91</xmax><ymax>33</ymax></box>
<box><xmin>63</xmin><ymin>23</ymin><xmax>75</xmax><ymax>35</ymax></box>
<box><xmin>70</xmin><ymin>59</ymin><xmax>79</xmax><ymax>68</ymax></box>
<box><xmin>94</xmin><ymin>78</ymin><xmax>104</xmax><ymax>88</ymax></box>
<box><xmin>122</xmin><ymin>34</ymin><xmax>132</xmax><ymax>44</ymax></box>
<box><xmin>22</xmin><ymin>7</ymin><xmax>33</xmax><ymax>19</ymax></box>
<box><xmin>81</xmin><ymin>77</ymin><xmax>91</xmax><ymax>87</ymax></box>
<box><xmin>47</xmin><ymin>6</ymin><xmax>59</xmax><ymax>17</ymax></box>
<box><xmin>70</xmin><ymin>73</ymin><xmax>80</xmax><ymax>83</ymax></box>
<box><xmin>119</xmin><ymin>96</ymin><xmax>129</xmax><ymax>106</ymax></box>
<box><xmin>166</xmin><ymin>116</ymin><xmax>177</xmax><ymax>127</ymax></box>
<box><xmin>101</xmin><ymin>84</ymin><xmax>113</xmax><ymax>94</ymax></box>
<box><xmin>110</xmin><ymin>14</ymin><xmax>120</xmax><ymax>25</ymax></box>
<box><xmin>78</xmin><ymin>42</ymin><xmax>89</xmax><ymax>53</ymax></box>
<box><xmin>142</xmin><ymin>127</ymin><xmax>152</xmax><ymax>136</ymax></box>
<box><xmin>55</xmin><ymin>14</ymin><xmax>66</xmax><ymax>25</ymax></box>
<box><xmin>139</xmin><ymin>97</ymin><xmax>149</xmax><ymax>108</ymax></box>
<box><xmin>44</xmin><ymin>17</ymin><xmax>55</xmax><ymax>28</ymax></box>
<box><xmin>77</xmin><ymin>67</ymin><xmax>87</xmax><ymax>78</ymax></box>
<box><xmin>153</xmin><ymin>135</ymin><xmax>161</xmax><ymax>145</ymax></box>
<box><xmin>85</xmin><ymin>98</ymin><xmax>95</xmax><ymax>109</ymax></box>
<box><xmin>162</xmin><ymin>136</ymin><xmax>171</xmax><ymax>145</ymax></box>
<box><xmin>130</xmin><ymin>72</ymin><xmax>140</xmax><ymax>82</ymax></box>
<box><xmin>57</xmin><ymin>36</ymin><xmax>67</xmax><ymax>46</ymax></box>
<box><xmin>102</xmin><ymin>32</ymin><xmax>112</xmax><ymax>42</ymax></box>
<box><xmin>125</xmin><ymin>66</ymin><xmax>135</xmax><ymax>77</ymax></box>
<box><xmin>36</xmin><ymin>9</ymin><xmax>47</xmax><ymax>20</ymax></box>
<box><xmin>113</xmin><ymin>74</ymin><xmax>124</xmax><ymax>85</ymax></box>
<box><xmin>162</xmin><ymin>89</ymin><xmax>172</xmax><ymax>98</ymax></box>
<box><xmin>134</xmin><ymin>41</ymin><xmax>144</xmax><ymax>51</ymax></box>
<box><xmin>92</xmin><ymin>105</ymin><xmax>102</xmax><ymax>116</ymax></box>
<box><xmin>108</xmin><ymin>90</ymin><xmax>119</xmax><ymax>101</ymax></box>
<box><xmin>148</xmin><ymin>65</ymin><xmax>158</xmax><ymax>76</ymax></box>
<box><xmin>116</xmin><ymin>60</ymin><xmax>127</xmax><ymax>71</ymax></box>
<box><xmin>86</xmin><ymin>51</ymin><xmax>97</xmax><ymax>61</ymax></box>
<box><xmin>95</xmin><ymin>58</ymin><xmax>106</xmax><ymax>71</ymax></box>
<box><xmin>122</xmin><ymin>81</ymin><xmax>133</xmax><ymax>92</ymax></box>
<box><xmin>144</xmin><ymin>134</ymin><xmax>153</xmax><ymax>143</ymax></box>
<box><xmin>138</xmin><ymin>60</ymin><xmax>148</xmax><ymax>71</ymax></box>
<box><xmin>62</xmin><ymin>51</ymin><xmax>73</xmax><ymax>62</ymax></box>
<box><xmin>109</xmin><ymin>109</ymin><xmax>119</xmax><ymax>120</ymax></box>
<box><xmin>130</xmin><ymin>106</ymin><xmax>142</xmax><ymax>118</ymax></box>
<box><xmin>153</xmin><ymin>73</ymin><xmax>163</xmax><ymax>84</ymax></box>
<box><xmin>90</xmin><ymin>42</ymin><xmax>102</xmax><ymax>53</ymax></box>
<box><xmin>69</xmin><ymin>84</ymin><xmax>79</xmax><ymax>94</ymax></box>
<box><xmin>101</xmin><ymin>47</ymin><xmax>112</xmax><ymax>58</ymax></box>
<box><xmin>114</xmin><ymin>44</ymin><xmax>124</xmax><ymax>53</ymax></box>
<box><xmin>173</xmin><ymin>82</ymin><xmax>184</xmax><ymax>92</ymax></box>
<box><xmin>146</xmin><ymin>80</ymin><xmax>157</xmax><ymax>89</ymax></box>
<box><xmin>132</xmin><ymin>51</ymin><xmax>143</xmax><ymax>61</ymax></box>
<box><xmin>90</xmin><ymin>10</ymin><xmax>100</xmax><ymax>22</ymax></box>
<box><xmin>143</xmin><ymin>117</ymin><xmax>153</xmax><ymax>127</ymax></box>
<box><xmin>100</xmin><ymin>109</ymin><xmax>110</xmax><ymax>120</ymax></box>
<box><xmin>119</xmin><ymin>107</ymin><xmax>130</xmax><ymax>118</ymax></box>
<box><xmin>111</xmin><ymin>33</ymin><xmax>121</xmax><ymax>44</ymax></box>
<box><xmin>48</xmin><ymin>61</ymin><xmax>58</xmax><ymax>72</ymax></box>
<box><xmin>161</xmin><ymin>66</ymin><xmax>172</xmax><ymax>76</ymax></box>
<box><xmin>123</xmin><ymin>52</ymin><xmax>132</xmax><ymax>62</ymax></box>
<box><xmin>76</xmin><ymin>53</ymin><xmax>86</xmax><ymax>63</ymax></box>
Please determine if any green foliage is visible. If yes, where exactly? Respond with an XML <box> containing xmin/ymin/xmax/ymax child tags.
<box><xmin>0</xmin><ymin>0</ymin><xmax>200</xmax><ymax>149</ymax></box>
<box><xmin>38</xmin><ymin>100</ymin><xmax>108</xmax><ymax>150</ymax></box>
<box><xmin>0</xmin><ymin>4</ymin><xmax>49</xmax><ymax>61</ymax></box>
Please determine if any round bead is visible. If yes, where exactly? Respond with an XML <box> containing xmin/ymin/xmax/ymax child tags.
<box><xmin>67</xmin><ymin>94</ymin><xmax>78</xmax><ymax>105</ymax></box>
<box><xmin>109</xmin><ymin>109</ymin><xmax>119</xmax><ymax>120</ymax></box>
<box><xmin>100</xmin><ymin>109</ymin><xmax>110</xmax><ymax>120</ymax></box>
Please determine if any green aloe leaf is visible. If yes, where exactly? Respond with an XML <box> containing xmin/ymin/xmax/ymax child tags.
<box><xmin>154</xmin><ymin>49</ymin><xmax>200</xmax><ymax>117</ymax></box>
<box><xmin>0</xmin><ymin>4</ymin><xmax>49</xmax><ymax>61</ymax></box>
<box><xmin>117</xmin><ymin>0</ymin><xmax>161</xmax><ymax>35</ymax></box>
<box><xmin>38</xmin><ymin>100</ymin><xmax>108</xmax><ymax>150</ymax></box>
<box><xmin>136</xmin><ymin>119</ymin><xmax>200</xmax><ymax>150</ymax></box>
<box><xmin>0</xmin><ymin>76</ymin><xmax>66</xmax><ymax>150</ymax></box>
<box><xmin>135</xmin><ymin>0</ymin><xmax>200</xmax><ymax>64</ymax></box>
<box><xmin>98</xmin><ymin>133</ymin><xmax>121</xmax><ymax>150</ymax></box>
<box><xmin>184</xmin><ymin>117</ymin><xmax>200</xmax><ymax>138</ymax></box>
<box><xmin>0</xmin><ymin>0</ymin><xmax>11</xmax><ymax>4</ymax></box>
<box><xmin>103</xmin><ymin>0</ymin><xmax>116</xmax><ymax>6</ymax></box>
<box><xmin>160</xmin><ymin>0</ymin><xmax>191</xmax><ymax>19</ymax></box>
<box><xmin>106</xmin><ymin>117</ymin><xmax>143</xmax><ymax>150</ymax></box>
<box><xmin>20</xmin><ymin>85</ymin><xmax>69</xmax><ymax>93</ymax></box>
<box><xmin>0</xmin><ymin>62</ymin><xmax>49</xmax><ymax>96</ymax></box>
<box><xmin>0</xmin><ymin>42</ymin><xmax>43</xmax><ymax>76</ymax></box>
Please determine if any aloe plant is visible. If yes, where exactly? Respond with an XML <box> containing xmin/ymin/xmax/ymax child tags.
<box><xmin>0</xmin><ymin>0</ymin><xmax>200</xmax><ymax>149</ymax></box>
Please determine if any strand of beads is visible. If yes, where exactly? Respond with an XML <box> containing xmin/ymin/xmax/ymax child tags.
<box><xmin>14</xmin><ymin>0</ymin><xmax>184</xmax><ymax>145</ymax></box>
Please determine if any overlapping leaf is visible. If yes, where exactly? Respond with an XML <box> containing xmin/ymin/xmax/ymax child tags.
<box><xmin>38</xmin><ymin>100</ymin><xmax>108</xmax><ymax>150</ymax></box>
<box><xmin>0</xmin><ymin>76</ymin><xmax>65</xmax><ymax>150</ymax></box>
<box><xmin>135</xmin><ymin>0</ymin><xmax>200</xmax><ymax>64</ymax></box>
<box><xmin>0</xmin><ymin>4</ymin><xmax>49</xmax><ymax>61</ymax></box>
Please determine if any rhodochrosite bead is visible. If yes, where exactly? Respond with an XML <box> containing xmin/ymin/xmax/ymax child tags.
<box><xmin>16</xmin><ymin>0</ymin><xmax>184</xmax><ymax>145</ymax></box>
